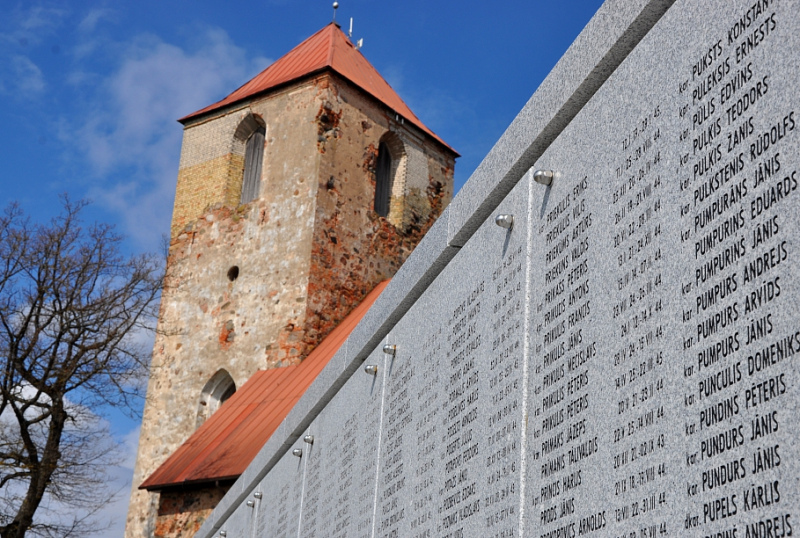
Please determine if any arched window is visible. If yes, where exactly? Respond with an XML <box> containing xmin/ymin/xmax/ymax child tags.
<box><xmin>374</xmin><ymin>141</ymin><xmax>392</xmax><ymax>217</ymax></box>
<box><xmin>241</xmin><ymin>127</ymin><xmax>265</xmax><ymax>204</ymax></box>
<box><xmin>234</xmin><ymin>114</ymin><xmax>266</xmax><ymax>204</ymax></box>
<box><xmin>196</xmin><ymin>369</ymin><xmax>236</xmax><ymax>429</ymax></box>
<box><xmin>374</xmin><ymin>132</ymin><xmax>406</xmax><ymax>219</ymax></box>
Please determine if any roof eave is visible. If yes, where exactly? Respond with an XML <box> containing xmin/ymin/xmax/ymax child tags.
<box><xmin>140</xmin><ymin>475</ymin><xmax>239</xmax><ymax>492</ymax></box>
<box><xmin>177</xmin><ymin>66</ymin><xmax>332</xmax><ymax>125</ymax></box>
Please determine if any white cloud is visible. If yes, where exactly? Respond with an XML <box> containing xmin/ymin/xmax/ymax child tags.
<box><xmin>66</xmin><ymin>27</ymin><xmax>270</xmax><ymax>249</ymax></box>
<box><xmin>120</xmin><ymin>425</ymin><xmax>142</xmax><ymax>471</ymax></box>
<box><xmin>71</xmin><ymin>7</ymin><xmax>117</xmax><ymax>60</ymax></box>
<box><xmin>18</xmin><ymin>6</ymin><xmax>67</xmax><ymax>33</ymax></box>
<box><xmin>78</xmin><ymin>7</ymin><xmax>114</xmax><ymax>34</ymax></box>
<box><xmin>380</xmin><ymin>63</ymin><xmax>407</xmax><ymax>96</ymax></box>
<box><xmin>0</xmin><ymin>5</ymin><xmax>67</xmax><ymax>47</ymax></box>
<box><xmin>9</xmin><ymin>54</ymin><xmax>45</xmax><ymax>94</ymax></box>
<box><xmin>0</xmin><ymin>5</ymin><xmax>66</xmax><ymax>97</ymax></box>
<box><xmin>65</xmin><ymin>68</ymin><xmax>100</xmax><ymax>88</ymax></box>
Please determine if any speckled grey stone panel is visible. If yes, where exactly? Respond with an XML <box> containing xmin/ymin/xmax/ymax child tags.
<box><xmin>523</xmin><ymin>0</ymin><xmax>799</xmax><ymax>536</ymax></box>
<box><xmin>374</xmin><ymin>176</ymin><xmax>532</xmax><ymax>538</ymax></box>
<box><xmin>215</xmin><ymin>498</ymin><xmax>254</xmax><ymax>538</ymax></box>
<box><xmin>195</xmin><ymin>0</ymin><xmax>672</xmax><ymax>532</ymax></box>
<box><xmin>298</xmin><ymin>344</ymin><xmax>386</xmax><ymax>538</ymax></box>
<box><xmin>250</xmin><ymin>442</ymin><xmax>305</xmax><ymax>538</ymax></box>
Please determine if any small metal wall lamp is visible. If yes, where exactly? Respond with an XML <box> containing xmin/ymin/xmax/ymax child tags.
<box><xmin>364</xmin><ymin>364</ymin><xmax>378</xmax><ymax>376</ymax></box>
<box><xmin>292</xmin><ymin>448</ymin><xmax>303</xmax><ymax>457</ymax></box>
<box><xmin>382</xmin><ymin>344</ymin><xmax>397</xmax><ymax>356</ymax></box>
<box><xmin>303</xmin><ymin>435</ymin><xmax>315</xmax><ymax>445</ymax></box>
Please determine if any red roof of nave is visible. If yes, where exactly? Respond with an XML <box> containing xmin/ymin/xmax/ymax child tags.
<box><xmin>139</xmin><ymin>280</ymin><xmax>389</xmax><ymax>490</ymax></box>
<box><xmin>180</xmin><ymin>23</ymin><xmax>456</xmax><ymax>154</ymax></box>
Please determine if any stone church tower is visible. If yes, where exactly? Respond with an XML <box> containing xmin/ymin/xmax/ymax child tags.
<box><xmin>125</xmin><ymin>23</ymin><xmax>457</xmax><ymax>537</ymax></box>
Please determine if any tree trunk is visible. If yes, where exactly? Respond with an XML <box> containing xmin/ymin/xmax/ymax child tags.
<box><xmin>1</xmin><ymin>404</ymin><xmax>67</xmax><ymax>538</ymax></box>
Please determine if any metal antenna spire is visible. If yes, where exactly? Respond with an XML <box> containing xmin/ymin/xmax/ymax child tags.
<box><xmin>347</xmin><ymin>14</ymin><xmax>364</xmax><ymax>50</ymax></box>
<box><xmin>332</xmin><ymin>2</ymin><xmax>339</xmax><ymax>22</ymax></box>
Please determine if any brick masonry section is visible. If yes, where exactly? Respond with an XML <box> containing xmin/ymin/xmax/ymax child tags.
<box><xmin>172</xmin><ymin>153</ymin><xmax>245</xmax><ymax>236</ymax></box>
<box><xmin>154</xmin><ymin>485</ymin><xmax>231</xmax><ymax>538</ymax></box>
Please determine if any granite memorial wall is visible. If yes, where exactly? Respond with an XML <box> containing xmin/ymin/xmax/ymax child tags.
<box><xmin>200</xmin><ymin>0</ymin><xmax>799</xmax><ymax>535</ymax></box>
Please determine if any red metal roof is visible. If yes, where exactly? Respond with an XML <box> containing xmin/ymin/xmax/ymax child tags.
<box><xmin>180</xmin><ymin>23</ymin><xmax>456</xmax><ymax>154</ymax></box>
<box><xmin>140</xmin><ymin>280</ymin><xmax>390</xmax><ymax>490</ymax></box>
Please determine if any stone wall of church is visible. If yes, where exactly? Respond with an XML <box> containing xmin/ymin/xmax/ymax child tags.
<box><xmin>125</xmin><ymin>80</ymin><xmax>324</xmax><ymax>538</ymax></box>
<box><xmin>308</xmin><ymin>75</ymin><xmax>455</xmax><ymax>350</ymax></box>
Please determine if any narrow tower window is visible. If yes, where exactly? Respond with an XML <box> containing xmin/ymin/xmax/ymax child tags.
<box><xmin>241</xmin><ymin>126</ymin><xmax>265</xmax><ymax>204</ymax></box>
<box><xmin>374</xmin><ymin>141</ymin><xmax>392</xmax><ymax>217</ymax></box>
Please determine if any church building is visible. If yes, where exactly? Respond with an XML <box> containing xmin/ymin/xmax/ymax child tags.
<box><xmin>125</xmin><ymin>21</ymin><xmax>457</xmax><ymax>537</ymax></box>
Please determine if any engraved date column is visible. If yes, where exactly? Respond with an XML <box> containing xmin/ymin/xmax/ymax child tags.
<box><xmin>607</xmin><ymin>105</ymin><xmax>672</xmax><ymax>538</ymax></box>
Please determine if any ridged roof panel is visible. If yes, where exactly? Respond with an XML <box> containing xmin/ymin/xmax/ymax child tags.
<box><xmin>180</xmin><ymin>23</ymin><xmax>456</xmax><ymax>154</ymax></box>
<box><xmin>139</xmin><ymin>280</ymin><xmax>390</xmax><ymax>490</ymax></box>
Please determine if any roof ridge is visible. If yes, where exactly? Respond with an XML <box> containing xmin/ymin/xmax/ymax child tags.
<box><xmin>326</xmin><ymin>22</ymin><xmax>337</xmax><ymax>66</ymax></box>
<box><xmin>178</xmin><ymin>23</ymin><xmax>456</xmax><ymax>154</ymax></box>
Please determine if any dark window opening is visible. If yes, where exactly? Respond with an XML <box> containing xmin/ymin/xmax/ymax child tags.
<box><xmin>241</xmin><ymin>126</ymin><xmax>265</xmax><ymax>204</ymax></box>
<box><xmin>196</xmin><ymin>370</ymin><xmax>237</xmax><ymax>429</ymax></box>
<box><xmin>219</xmin><ymin>384</ymin><xmax>236</xmax><ymax>404</ymax></box>
<box><xmin>374</xmin><ymin>141</ymin><xmax>392</xmax><ymax>217</ymax></box>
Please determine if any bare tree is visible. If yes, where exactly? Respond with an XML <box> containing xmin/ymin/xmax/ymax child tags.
<box><xmin>0</xmin><ymin>199</ymin><xmax>162</xmax><ymax>538</ymax></box>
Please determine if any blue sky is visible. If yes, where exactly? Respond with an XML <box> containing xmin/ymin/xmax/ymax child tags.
<box><xmin>0</xmin><ymin>0</ymin><xmax>602</xmax><ymax>533</ymax></box>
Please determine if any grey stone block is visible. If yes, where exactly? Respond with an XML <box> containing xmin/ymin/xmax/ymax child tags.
<box><xmin>523</xmin><ymin>0</ymin><xmax>800</xmax><ymax>534</ymax></box>
<box><xmin>215</xmin><ymin>496</ymin><xmax>255</xmax><ymax>538</ymax></box>
<box><xmin>374</xmin><ymin>176</ymin><xmax>532</xmax><ymax>537</ymax></box>
<box><xmin>198</xmin><ymin>0</ymin><xmax>679</xmax><ymax>530</ymax></box>
<box><xmin>251</xmin><ymin>441</ymin><xmax>305</xmax><ymax>537</ymax></box>
<box><xmin>298</xmin><ymin>343</ymin><xmax>386</xmax><ymax>537</ymax></box>
<box><xmin>198</xmin><ymin>419</ymin><xmax>293</xmax><ymax>537</ymax></box>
